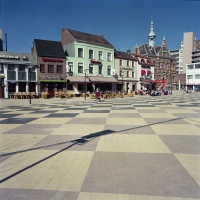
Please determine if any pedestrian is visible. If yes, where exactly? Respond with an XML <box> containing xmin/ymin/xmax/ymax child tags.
<box><xmin>95</xmin><ymin>88</ymin><xmax>101</xmax><ymax>102</ymax></box>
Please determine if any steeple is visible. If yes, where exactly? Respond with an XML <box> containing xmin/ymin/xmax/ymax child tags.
<box><xmin>148</xmin><ymin>18</ymin><xmax>156</xmax><ymax>47</ymax></box>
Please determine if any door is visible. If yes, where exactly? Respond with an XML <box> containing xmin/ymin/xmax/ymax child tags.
<box><xmin>48</xmin><ymin>83</ymin><xmax>54</xmax><ymax>98</ymax></box>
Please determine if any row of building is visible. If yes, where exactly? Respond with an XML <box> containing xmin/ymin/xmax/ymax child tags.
<box><xmin>0</xmin><ymin>21</ymin><xmax>199</xmax><ymax>98</ymax></box>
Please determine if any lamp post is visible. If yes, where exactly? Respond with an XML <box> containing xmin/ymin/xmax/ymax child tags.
<box><xmin>187</xmin><ymin>77</ymin><xmax>189</xmax><ymax>92</ymax></box>
<box><xmin>84</xmin><ymin>69</ymin><xmax>89</xmax><ymax>101</ymax></box>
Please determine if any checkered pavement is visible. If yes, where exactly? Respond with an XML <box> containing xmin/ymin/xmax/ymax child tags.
<box><xmin>0</xmin><ymin>92</ymin><xmax>200</xmax><ymax>199</ymax></box>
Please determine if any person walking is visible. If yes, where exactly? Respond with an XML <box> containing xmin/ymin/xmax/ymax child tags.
<box><xmin>95</xmin><ymin>88</ymin><xmax>101</xmax><ymax>102</ymax></box>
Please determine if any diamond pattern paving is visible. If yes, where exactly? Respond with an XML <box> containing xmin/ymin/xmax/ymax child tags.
<box><xmin>0</xmin><ymin>92</ymin><xmax>200</xmax><ymax>199</ymax></box>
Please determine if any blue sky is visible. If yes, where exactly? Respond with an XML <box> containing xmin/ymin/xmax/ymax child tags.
<box><xmin>1</xmin><ymin>0</ymin><xmax>199</xmax><ymax>53</ymax></box>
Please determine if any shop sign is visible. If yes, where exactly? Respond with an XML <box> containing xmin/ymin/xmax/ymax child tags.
<box><xmin>142</xmin><ymin>65</ymin><xmax>150</xmax><ymax>68</ymax></box>
<box><xmin>120</xmin><ymin>67</ymin><xmax>134</xmax><ymax>71</ymax></box>
<box><xmin>0</xmin><ymin>55</ymin><xmax>20</xmax><ymax>60</ymax></box>
<box><xmin>91</xmin><ymin>60</ymin><xmax>102</xmax><ymax>65</ymax></box>
<box><xmin>42</xmin><ymin>57</ymin><xmax>63</xmax><ymax>63</ymax></box>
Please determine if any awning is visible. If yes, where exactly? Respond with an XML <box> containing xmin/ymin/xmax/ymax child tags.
<box><xmin>89</xmin><ymin>76</ymin><xmax>118</xmax><ymax>83</ymax></box>
<box><xmin>147</xmin><ymin>70</ymin><xmax>151</xmax><ymax>75</ymax></box>
<box><xmin>39</xmin><ymin>80</ymin><xmax>66</xmax><ymax>82</ymax></box>
<box><xmin>67</xmin><ymin>76</ymin><xmax>90</xmax><ymax>83</ymax></box>
<box><xmin>141</xmin><ymin>70</ymin><xmax>146</xmax><ymax>74</ymax></box>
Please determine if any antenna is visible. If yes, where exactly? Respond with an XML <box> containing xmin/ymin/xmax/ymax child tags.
<box><xmin>5</xmin><ymin>33</ymin><xmax>7</xmax><ymax>52</ymax></box>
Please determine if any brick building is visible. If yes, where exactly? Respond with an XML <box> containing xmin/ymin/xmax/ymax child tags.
<box><xmin>32</xmin><ymin>39</ymin><xmax>66</xmax><ymax>97</ymax></box>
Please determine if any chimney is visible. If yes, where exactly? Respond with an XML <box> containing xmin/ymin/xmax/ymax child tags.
<box><xmin>127</xmin><ymin>50</ymin><xmax>131</xmax><ymax>53</ymax></box>
<box><xmin>101</xmin><ymin>34</ymin><xmax>103</xmax><ymax>38</ymax></box>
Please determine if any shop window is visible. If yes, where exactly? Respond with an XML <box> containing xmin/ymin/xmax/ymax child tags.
<box><xmin>57</xmin><ymin>65</ymin><xmax>62</xmax><ymax>73</ymax></box>
<box><xmin>89</xmin><ymin>49</ymin><xmax>93</xmax><ymax>59</ymax></box>
<box><xmin>8</xmin><ymin>82</ymin><xmax>16</xmax><ymax>92</ymax></box>
<box><xmin>48</xmin><ymin>65</ymin><xmax>54</xmax><ymax>73</ymax></box>
<box><xmin>78</xmin><ymin>48</ymin><xmax>83</xmax><ymax>57</ymax></box>
<box><xmin>57</xmin><ymin>83</ymin><xmax>63</xmax><ymax>92</ymax></box>
<box><xmin>78</xmin><ymin>63</ymin><xmax>83</xmax><ymax>73</ymax></box>
<box><xmin>19</xmin><ymin>82</ymin><xmax>26</xmax><ymax>92</ymax></box>
<box><xmin>40</xmin><ymin>64</ymin><xmax>45</xmax><ymax>73</ymax></box>
<box><xmin>67</xmin><ymin>84</ymin><xmax>73</xmax><ymax>90</ymax></box>
<box><xmin>29</xmin><ymin>82</ymin><xmax>36</xmax><ymax>92</ymax></box>
<box><xmin>78</xmin><ymin>84</ymin><xmax>84</xmax><ymax>91</ymax></box>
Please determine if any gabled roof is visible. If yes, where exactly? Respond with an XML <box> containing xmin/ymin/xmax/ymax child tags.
<box><xmin>114</xmin><ymin>50</ymin><xmax>137</xmax><ymax>60</ymax></box>
<box><xmin>66</xmin><ymin>29</ymin><xmax>114</xmax><ymax>48</ymax></box>
<box><xmin>34</xmin><ymin>39</ymin><xmax>65</xmax><ymax>58</ymax></box>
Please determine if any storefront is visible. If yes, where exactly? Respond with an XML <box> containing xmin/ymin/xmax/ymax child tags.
<box><xmin>67</xmin><ymin>75</ymin><xmax>118</xmax><ymax>93</ymax></box>
<box><xmin>0</xmin><ymin>52</ymin><xmax>37</xmax><ymax>98</ymax></box>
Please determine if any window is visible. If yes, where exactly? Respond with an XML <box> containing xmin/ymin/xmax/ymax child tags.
<box><xmin>187</xmin><ymin>75</ymin><xmax>193</xmax><ymax>79</ymax></box>
<box><xmin>68</xmin><ymin>62</ymin><xmax>73</xmax><ymax>73</ymax></box>
<box><xmin>8</xmin><ymin>82</ymin><xmax>16</xmax><ymax>92</ymax></box>
<box><xmin>8</xmin><ymin>65</ymin><xmax>15</xmax><ymax>71</ymax></box>
<box><xmin>89</xmin><ymin>64</ymin><xmax>93</xmax><ymax>74</ymax></box>
<box><xmin>67</xmin><ymin>84</ymin><xmax>73</xmax><ymax>90</ymax></box>
<box><xmin>132</xmin><ymin>72</ymin><xmax>134</xmax><ymax>78</ymax></box>
<box><xmin>127</xmin><ymin>61</ymin><xmax>129</xmax><ymax>66</ymax></box>
<box><xmin>78</xmin><ymin>48</ymin><xmax>83</xmax><ymax>57</ymax></box>
<box><xmin>57</xmin><ymin>83</ymin><xmax>63</xmax><ymax>92</ymax></box>
<box><xmin>195</xmin><ymin>64</ymin><xmax>200</xmax><ymax>69</ymax></box>
<box><xmin>195</xmin><ymin>74</ymin><xmax>200</xmax><ymax>79</ymax></box>
<box><xmin>127</xmin><ymin>71</ymin><xmax>129</xmax><ymax>77</ymax></box>
<box><xmin>187</xmin><ymin>65</ymin><xmax>193</xmax><ymax>70</ymax></box>
<box><xmin>132</xmin><ymin>61</ymin><xmax>134</xmax><ymax>67</ymax></box>
<box><xmin>107</xmin><ymin>52</ymin><xmax>111</xmax><ymax>61</ymax></box>
<box><xmin>98</xmin><ymin>51</ymin><xmax>103</xmax><ymax>60</ymax></box>
<box><xmin>19</xmin><ymin>65</ymin><xmax>25</xmax><ymax>71</ymax></box>
<box><xmin>78</xmin><ymin>63</ymin><xmax>83</xmax><ymax>73</ymax></box>
<box><xmin>40</xmin><ymin>64</ymin><xmax>45</xmax><ymax>73</ymax></box>
<box><xmin>99</xmin><ymin>65</ymin><xmax>102</xmax><ymax>74</ymax></box>
<box><xmin>107</xmin><ymin>66</ymin><xmax>111</xmax><ymax>75</ymax></box>
<box><xmin>89</xmin><ymin>50</ymin><xmax>93</xmax><ymax>59</ymax></box>
<box><xmin>19</xmin><ymin>82</ymin><xmax>26</xmax><ymax>92</ymax></box>
<box><xmin>48</xmin><ymin>65</ymin><xmax>54</xmax><ymax>73</ymax></box>
<box><xmin>119</xmin><ymin>60</ymin><xmax>122</xmax><ymax>66</ymax></box>
<box><xmin>57</xmin><ymin>65</ymin><xmax>62</xmax><ymax>73</ymax></box>
<box><xmin>78</xmin><ymin>84</ymin><xmax>84</xmax><ymax>91</ymax></box>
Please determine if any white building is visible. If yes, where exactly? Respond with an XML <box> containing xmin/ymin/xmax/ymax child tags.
<box><xmin>186</xmin><ymin>62</ymin><xmax>200</xmax><ymax>91</ymax></box>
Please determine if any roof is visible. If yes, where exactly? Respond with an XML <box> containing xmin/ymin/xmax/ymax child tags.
<box><xmin>66</xmin><ymin>29</ymin><xmax>114</xmax><ymax>48</ymax></box>
<box><xmin>34</xmin><ymin>39</ymin><xmax>65</xmax><ymax>58</ymax></box>
<box><xmin>114</xmin><ymin>51</ymin><xmax>137</xmax><ymax>61</ymax></box>
<box><xmin>0</xmin><ymin>51</ymin><xmax>36</xmax><ymax>65</ymax></box>
<box><xmin>139</xmin><ymin>44</ymin><xmax>156</xmax><ymax>55</ymax></box>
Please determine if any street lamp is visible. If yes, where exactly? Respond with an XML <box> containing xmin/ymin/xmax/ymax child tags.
<box><xmin>84</xmin><ymin>69</ymin><xmax>89</xmax><ymax>101</ymax></box>
<box><xmin>187</xmin><ymin>77</ymin><xmax>189</xmax><ymax>92</ymax></box>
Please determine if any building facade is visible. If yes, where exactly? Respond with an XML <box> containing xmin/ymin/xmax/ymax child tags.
<box><xmin>31</xmin><ymin>39</ymin><xmax>66</xmax><ymax>98</ymax></box>
<box><xmin>0</xmin><ymin>52</ymin><xmax>37</xmax><ymax>98</ymax></box>
<box><xmin>186</xmin><ymin>62</ymin><xmax>200</xmax><ymax>91</ymax></box>
<box><xmin>61</xmin><ymin>28</ymin><xmax>117</xmax><ymax>94</ymax></box>
<box><xmin>114</xmin><ymin>50</ymin><xmax>138</xmax><ymax>93</ymax></box>
<box><xmin>134</xmin><ymin>21</ymin><xmax>177</xmax><ymax>90</ymax></box>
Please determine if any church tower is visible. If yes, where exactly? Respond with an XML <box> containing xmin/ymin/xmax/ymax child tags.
<box><xmin>148</xmin><ymin>19</ymin><xmax>156</xmax><ymax>47</ymax></box>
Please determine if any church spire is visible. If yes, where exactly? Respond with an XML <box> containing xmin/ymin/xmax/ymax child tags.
<box><xmin>148</xmin><ymin>18</ymin><xmax>156</xmax><ymax>47</ymax></box>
